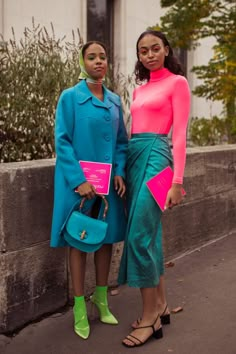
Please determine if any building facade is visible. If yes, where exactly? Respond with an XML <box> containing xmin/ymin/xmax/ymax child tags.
<box><xmin>0</xmin><ymin>0</ymin><xmax>223</xmax><ymax>119</ymax></box>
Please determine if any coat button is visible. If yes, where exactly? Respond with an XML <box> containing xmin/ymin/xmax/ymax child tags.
<box><xmin>105</xmin><ymin>115</ymin><xmax>111</xmax><ymax>121</ymax></box>
<box><xmin>104</xmin><ymin>135</ymin><xmax>111</xmax><ymax>141</ymax></box>
<box><xmin>105</xmin><ymin>155</ymin><xmax>110</xmax><ymax>160</ymax></box>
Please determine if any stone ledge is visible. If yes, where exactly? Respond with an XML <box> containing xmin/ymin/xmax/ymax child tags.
<box><xmin>0</xmin><ymin>145</ymin><xmax>236</xmax><ymax>333</ymax></box>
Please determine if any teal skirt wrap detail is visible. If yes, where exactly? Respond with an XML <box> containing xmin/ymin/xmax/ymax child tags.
<box><xmin>118</xmin><ymin>133</ymin><xmax>173</xmax><ymax>288</ymax></box>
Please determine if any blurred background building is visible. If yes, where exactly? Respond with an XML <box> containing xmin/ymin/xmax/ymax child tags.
<box><xmin>0</xmin><ymin>0</ymin><xmax>223</xmax><ymax>119</ymax></box>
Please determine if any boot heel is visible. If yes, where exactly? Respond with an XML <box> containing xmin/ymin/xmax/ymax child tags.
<box><xmin>91</xmin><ymin>286</ymin><xmax>118</xmax><ymax>325</ymax></box>
<box><xmin>90</xmin><ymin>296</ymin><xmax>118</xmax><ymax>325</ymax></box>
<box><xmin>88</xmin><ymin>299</ymin><xmax>97</xmax><ymax>320</ymax></box>
<box><xmin>153</xmin><ymin>327</ymin><xmax>163</xmax><ymax>339</ymax></box>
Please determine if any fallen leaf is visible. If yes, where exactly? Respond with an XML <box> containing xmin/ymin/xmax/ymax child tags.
<box><xmin>171</xmin><ymin>306</ymin><xmax>183</xmax><ymax>314</ymax></box>
<box><xmin>165</xmin><ymin>261</ymin><xmax>175</xmax><ymax>268</ymax></box>
<box><xmin>110</xmin><ymin>288</ymin><xmax>119</xmax><ymax>296</ymax></box>
<box><xmin>177</xmin><ymin>278</ymin><xmax>184</xmax><ymax>283</ymax></box>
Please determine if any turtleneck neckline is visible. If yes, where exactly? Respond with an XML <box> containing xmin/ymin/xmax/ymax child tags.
<box><xmin>149</xmin><ymin>67</ymin><xmax>170</xmax><ymax>82</ymax></box>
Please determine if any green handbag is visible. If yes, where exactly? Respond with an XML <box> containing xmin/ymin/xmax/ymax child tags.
<box><xmin>63</xmin><ymin>195</ymin><xmax>108</xmax><ymax>252</ymax></box>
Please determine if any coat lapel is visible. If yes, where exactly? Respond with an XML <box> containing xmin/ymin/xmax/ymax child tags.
<box><xmin>74</xmin><ymin>80</ymin><xmax>121</xmax><ymax>109</ymax></box>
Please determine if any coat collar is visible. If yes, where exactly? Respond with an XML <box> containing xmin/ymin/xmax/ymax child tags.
<box><xmin>74</xmin><ymin>80</ymin><xmax>120</xmax><ymax>109</ymax></box>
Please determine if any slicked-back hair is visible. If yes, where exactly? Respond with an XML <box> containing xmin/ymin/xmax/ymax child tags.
<box><xmin>81</xmin><ymin>41</ymin><xmax>107</xmax><ymax>58</ymax></box>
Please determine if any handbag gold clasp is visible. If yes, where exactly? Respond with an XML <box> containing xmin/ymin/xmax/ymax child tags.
<box><xmin>80</xmin><ymin>230</ymin><xmax>87</xmax><ymax>240</ymax></box>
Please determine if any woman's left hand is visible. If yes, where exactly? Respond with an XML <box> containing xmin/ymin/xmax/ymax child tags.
<box><xmin>165</xmin><ymin>183</ymin><xmax>184</xmax><ymax>210</ymax></box>
<box><xmin>114</xmin><ymin>176</ymin><xmax>126</xmax><ymax>197</ymax></box>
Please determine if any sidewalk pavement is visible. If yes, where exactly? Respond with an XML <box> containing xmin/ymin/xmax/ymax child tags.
<box><xmin>1</xmin><ymin>233</ymin><xmax>236</xmax><ymax>354</ymax></box>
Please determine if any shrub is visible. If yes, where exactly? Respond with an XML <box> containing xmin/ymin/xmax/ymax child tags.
<box><xmin>0</xmin><ymin>20</ymin><xmax>134</xmax><ymax>162</ymax></box>
<box><xmin>106</xmin><ymin>64</ymin><xmax>135</xmax><ymax>131</ymax></box>
<box><xmin>189</xmin><ymin>116</ymin><xmax>236</xmax><ymax>146</ymax></box>
<box><xmin>0</xmin><ymin>20</ymin><xmax>83</xmax><ymax>162</ymax></box>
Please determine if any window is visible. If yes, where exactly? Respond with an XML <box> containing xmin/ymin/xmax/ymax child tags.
<box><xmin>87</xmin><ymin>0</ymin><xmax>114</xmax><ymax>62</ymax></box>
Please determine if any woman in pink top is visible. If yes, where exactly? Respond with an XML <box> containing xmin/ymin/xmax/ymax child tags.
<box><xmin>118</xmin><ymin>30</ymin><xmax>191</xmax><ymax>348</ymax></box>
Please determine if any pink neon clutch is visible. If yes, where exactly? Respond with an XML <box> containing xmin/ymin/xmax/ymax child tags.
<box><xmin>146</xmin><ymin>166</ymin><xmax>186</xmax><ymax>211</ymax></box>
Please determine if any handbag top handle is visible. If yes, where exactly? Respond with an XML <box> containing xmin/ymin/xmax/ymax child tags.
<box><xmin>79</xmin><ymin>195</ymin><xmax>108</xmax><ymax>220</ymax></box>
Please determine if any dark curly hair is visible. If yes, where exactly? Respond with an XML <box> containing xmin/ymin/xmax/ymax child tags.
<box><xmin>135</xmin><ymin>30</ymin><xmax>184</xmax><ymax>84</ymax></box>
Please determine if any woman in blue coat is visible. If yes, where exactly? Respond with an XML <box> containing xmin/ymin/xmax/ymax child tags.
<box><xmin>50</xmin><ymin>41</ymin><xmax>128</xmax><ymax>339</ymax></box>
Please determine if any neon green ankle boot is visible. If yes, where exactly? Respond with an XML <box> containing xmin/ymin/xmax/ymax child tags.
<box><xmin>91</xmin><ymin>286</ymin><xmax>118</xmax><ymax>325</ymax></box>
<box><xmin>73</xmin><ymin>296</ymin><xmax>90</xmax><ymax>339</ymax></box>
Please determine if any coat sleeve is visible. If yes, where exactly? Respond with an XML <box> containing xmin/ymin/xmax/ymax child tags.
<box><xmin>113</xmin><ymin>98</ymin><xmax>128</xmax><ymax>178</ymax></box>
<box><xmin>55</xmin><ymin>89</ymin><xmax>87</xmax><ymax>190</ymax></box>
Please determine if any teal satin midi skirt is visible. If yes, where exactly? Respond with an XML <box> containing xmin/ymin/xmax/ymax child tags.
<box><xmin>118</xmin><ymin>133</ymin><xmax>173</xmax><ymax>288</ymax></box>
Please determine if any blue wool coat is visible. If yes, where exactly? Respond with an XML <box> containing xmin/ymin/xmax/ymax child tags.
<box><xmin>50</xmin><ymin>80</ymin><xmax>128</xmax><ymax>247</ymax></box>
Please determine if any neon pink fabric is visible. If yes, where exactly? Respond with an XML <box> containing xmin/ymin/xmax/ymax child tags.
<box><xmin>130</xmin><ymin>68</ymin><xmax>191</xmax><ymax>184</ymax></box>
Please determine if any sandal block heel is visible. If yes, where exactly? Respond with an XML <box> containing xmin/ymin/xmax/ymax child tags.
<box><xmin>161</xmin><ymin>313</ymin><xmax>170</xmax><ymax>325</ymax></box>
<box><xmin>153</xmin><ymin>326</ymin><xmax>163</xmax><ymax>339</ymax></box>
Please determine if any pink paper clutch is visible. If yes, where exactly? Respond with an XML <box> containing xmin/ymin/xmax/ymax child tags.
<box><xmin>79</xmin><ymin>161</ymin><xmax>112</xmax><ymax>195</ymax></box>
<box><xmin>146</xmin><ymin>166</ymin><xmax>186</xmax><ymax>211</ymax></box>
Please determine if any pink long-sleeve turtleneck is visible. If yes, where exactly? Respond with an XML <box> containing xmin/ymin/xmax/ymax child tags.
<box><xmin>130</xmin><ymin>67</ymin><xmax>191</xmax><ymax>184</ymax></box>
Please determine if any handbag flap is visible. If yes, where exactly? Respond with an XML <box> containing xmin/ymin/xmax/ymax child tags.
<box><xmin>65</xmin><ymin>210</ymin><xmax>107</xmax><ymax>246</ymax></box>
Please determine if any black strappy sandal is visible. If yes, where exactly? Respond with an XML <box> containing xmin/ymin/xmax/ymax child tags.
<box><xmin>122</xmin><ymin>315</ymin><xmax>163</xmax><ymax>348</ymax></box>
<box><xmin>160</xmin><ymin>304</ymin><xmax>170</xmax><ymax>325</ymax></box>
<box><xmin>131</xmin><ymin>304</ymin><xmax>170</xmax><ymax>329</ymax></box>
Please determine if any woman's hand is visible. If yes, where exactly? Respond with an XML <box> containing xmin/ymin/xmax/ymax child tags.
<box><xmin>165</xmin><ymin>183</ymin><xmax>184</xmax><ymax>210</ymax></box>
<box><xmin>114</xmin><ymin>176</ymin><xmax>126</xmax><ymax>197</ymax></box>
<box><xmin>75</xmin><ymin>182</ymin><xmax>96</xmax><ymax>199</ymax></box>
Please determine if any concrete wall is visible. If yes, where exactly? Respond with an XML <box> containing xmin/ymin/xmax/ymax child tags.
<box><xmin>0</xmin><ymin>145</ymin><xmax>236</xmax><ymax>333</ymax></box>
<box><xmin>162</xmin><ymin>145</ymin><xmax>236</xmax><ymax>257</ymax></box>
<box><xmin>0</xmin><ymin>160</ymin><xmax>67</xmax><ymax>334</ymax></box>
